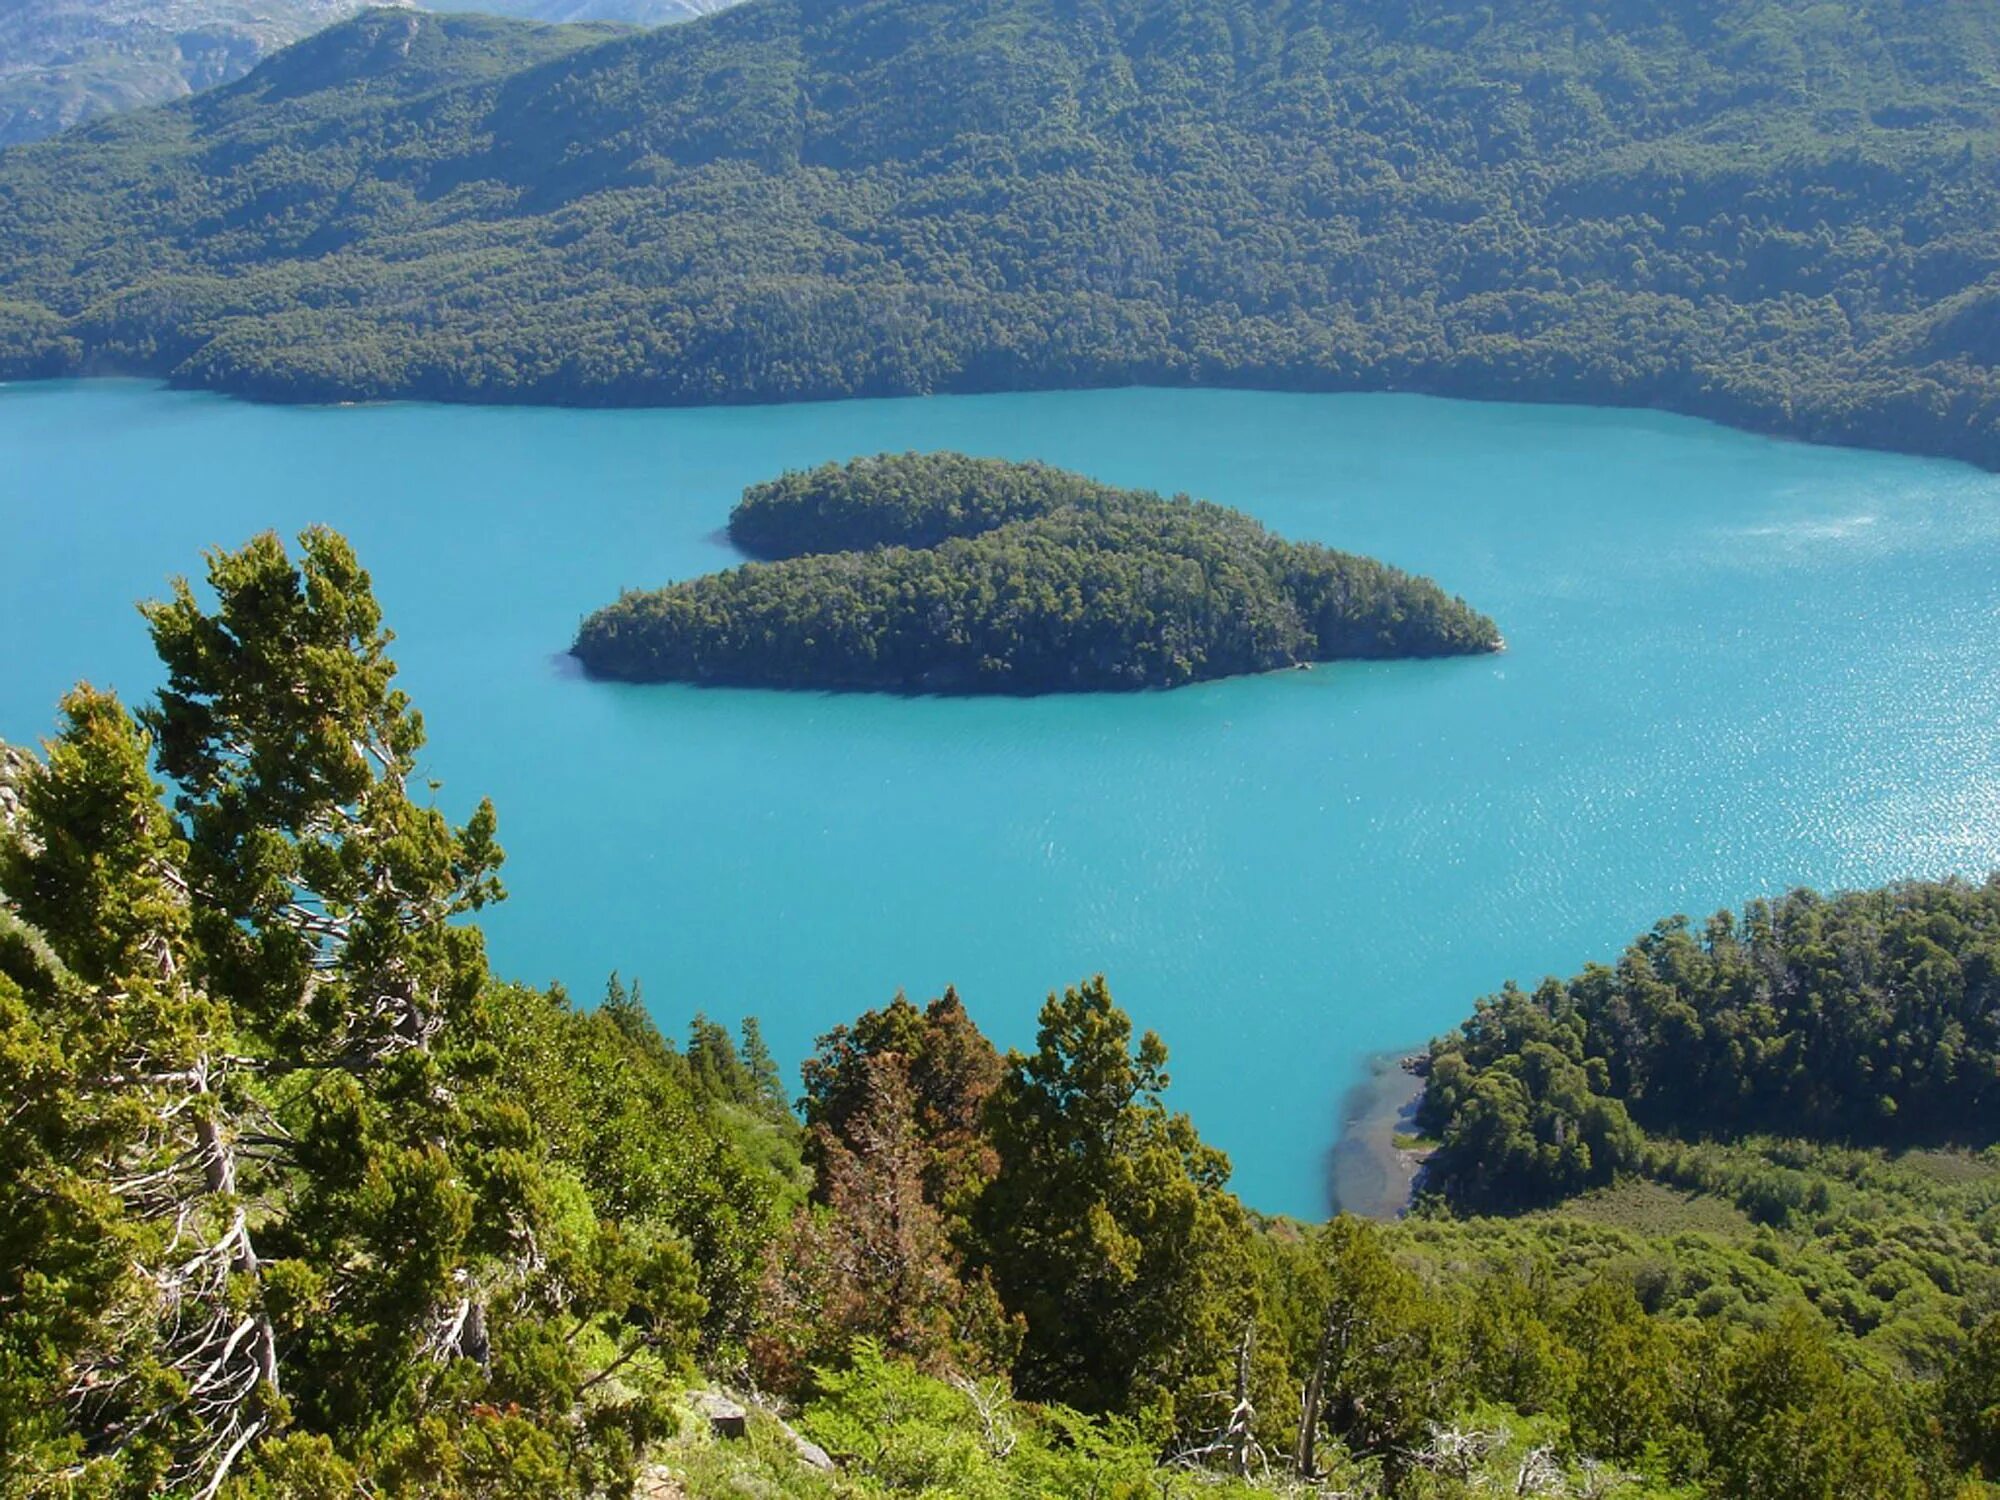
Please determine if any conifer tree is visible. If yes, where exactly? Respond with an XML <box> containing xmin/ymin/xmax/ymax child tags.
<box><xmin>1</xmin><ymin>687</ymin><xmax>272</xmax><ymax>1496</ymax></box>
<box><xmin>136</xmin><ymin>529</ymin><xmax>519</xmax><ymax>1440</ymax></box>
<box><xmin>1</xmin><ymin>532</ymin><xmax>712</xmax><ymax>1497</ymax></box>
<box><xmin>753</xmin><ymin>1049</ymin><xmax>1014</xmax><ymax>1391</ymax></box>
<box><xmin>801</xmin><ymin>986</ymin><xmax>1001</xmax><ymax>1224</ymax></box>
<box><xmin>972</xmin><ymin>976</ymin><xmax>1255</xmax><ymax>1430</ymax></box>
<box><xmin>140</xmin><ymin>526</ymin><xmax>504</xmax><ymax>1067</ymax></box>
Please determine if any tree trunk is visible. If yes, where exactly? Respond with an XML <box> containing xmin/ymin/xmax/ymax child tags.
<box><xmin>197</xmin><ymin>1097</ymin><xmax>280</xmax><ymax>1396</ymax></box>
<box><xmin>1296</xmin><ymin>1307</ymin><xmax>1337</xmax><ymax>1478</ymax></box>
<box><xmin>1230</xmin><ymin>1321</ymin><xmax>1255</xmax><ymax>1479</ymax></box>
<box><xmin>458</xmin><ymin>1297</ymin><xmax>491</xmax><ymax>1371</ymax></box>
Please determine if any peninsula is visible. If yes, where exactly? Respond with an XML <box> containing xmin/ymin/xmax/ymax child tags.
<box><xmin>571</xmin><ymin>453</ymin><xmax>1499</xmax><ymax>693</ymax></box>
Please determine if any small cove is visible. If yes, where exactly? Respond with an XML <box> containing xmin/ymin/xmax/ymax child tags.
<box><xmin>4</xmin><ymin>379</ymin><xmax>1999</xmax><ymax>1216</ymax></box>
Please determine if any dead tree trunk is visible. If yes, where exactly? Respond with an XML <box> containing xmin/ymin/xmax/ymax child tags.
<box><xmin>459</xmin><ymin>1297</ymin><xmax>491</xmax><ymax>1371</ymax></box>
<box><xmin>1229</xmin><ymin>1321</ymin><xmax>1256</xmax><ymax>1479</ymax></box>
<box><xmin>195</xmin><ymin>1105</ymin><xmax>280</xmax><ymax>1397</ymax></box>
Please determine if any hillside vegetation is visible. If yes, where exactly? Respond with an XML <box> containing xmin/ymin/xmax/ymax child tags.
<box><xmin>1418</xmin><ymin>881</ymin><xmax>2000</xmax><ymax>1212</ymax></box>
<box><xmin>1409</xmin><ymin>877</ymin><xmax>2000</xmax><ymax>1440</ymax></box>
<box><xmin>2</xmin><ymin>0</ymin><xmax>2000</xmax><ymax>461</ymax></box>
<box><xmin>7</xmin><ymin>525</ymin><xmax>2000</xmax><ymax>1498</ymax></box>
<box><xmin>464</xmin><ymin>0</ymin><xmax>735</xmax><ymax>23</ymax></box>
<box><xmin>571</xmin><ymin>453</ymin><xmax>1498</xmax><ymax>691</ymax></box>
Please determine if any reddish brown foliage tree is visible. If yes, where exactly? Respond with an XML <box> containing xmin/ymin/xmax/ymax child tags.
<box><xmin>755</xmin><ymin>1005</ymin><xmax>1016</xmax><ymax>1392</ymax></box>
<box><xmin>799</xmin><ymin>986</ymin><xmax>1002</xmax><ymax>1223</ymax></box>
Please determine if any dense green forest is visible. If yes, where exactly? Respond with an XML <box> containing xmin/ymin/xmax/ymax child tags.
<box><xmin>7</xmin><ymin>525</ymin><xmax>2000</xmax><ymax>1497</ymax></box>
<box><xmin>1417</xmin><ymin>882</ymin><xmax>2000</xmax><ymax>1211</ymax></box>
<box><xmin>572</xmin><ymin>453</ymin><xmax>1497</xmax><ymax>691</ymax></box>
<box><xmin>725</xmin><ymin>454</ymin><xmax>1128</xmax><ymax>560</ymax></box>
<box><xmin>1</xmin><ymin>0</ymin><xmax>1999</xmax><ymax>462</ymax></box>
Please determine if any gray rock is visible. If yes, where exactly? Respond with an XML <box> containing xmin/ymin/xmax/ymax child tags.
<box><xmin>784</xmin><ymin>1428</ymin><xmax>835</xmax><ymax>1472</ymax></box>
<box><xmin>690</xmin><ymin>1390</ymin><xmax>747</xmax><ymax>1440</ymax></box>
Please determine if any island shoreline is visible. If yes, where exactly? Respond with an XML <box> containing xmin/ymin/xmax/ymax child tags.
<box><xmin>1326</xmin><ymin>1049</ymin><xmax>1432</xmax><ymax>1222</ymax></box>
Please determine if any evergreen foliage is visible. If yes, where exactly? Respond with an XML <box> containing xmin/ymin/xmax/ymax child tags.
<box><xmin>3</xmin><ymin>0</ymin><xmax>2000</xmax><ymax>464</ymax></box>
<box><xmin>0</xmin><ymin>531</ymin><xmax>780</xmax><ymax>1497</ymax></box>
<box><xmin>573</xmin><ymin>454</ymin><xmax>1498</xmax><ymax>692</ymax></box>
<box><xmin>1419</xmin><ymin>881</ymin><xmax>2000</xmax><ymax>1209</ymax></box>
<box><xmin>726</xmin><ymin>455</ymin><xmax>1126</xmax><ymax>561</ymax></box>
<box><xmin>798</xmin><ymin>984</ymin><xmax>1002</xmax><ymax>1222</ymax></box>
<box><xmin>970</xmin><ymin>976</ymin><xmax>1257</xmax><ymax>1425</ymax></box>
<box><xmin>6</xmin><ymin>524</ymin><xmax>1999</xmax><ymax>1499</ymax></box>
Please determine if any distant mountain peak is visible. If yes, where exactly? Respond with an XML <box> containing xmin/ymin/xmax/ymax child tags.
<box><xmin>0</xmin><ymin>0</ymin><xmax>739</xmax><ymax>146</ymax></box>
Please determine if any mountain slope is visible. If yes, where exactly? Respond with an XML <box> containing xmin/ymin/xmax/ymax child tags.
<box><xmin>0</xmin><ymin>0</ymin><xmax>395</xmax><ymax>147</ymax></box>
<box><xmin>3</xmin><ymin>0</ymin><xmax>1999</xmax><ymax>463</ymax></box>
<box><xmin>0</xmin><ymin>0</ymin><xmax>741</xmax><ymax>148</ymax></box>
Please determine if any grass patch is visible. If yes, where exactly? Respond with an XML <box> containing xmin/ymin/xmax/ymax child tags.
<box><xmin>1546</xmin><ymin>1179</ymin><xmax>1755</xmax><ymax>1239</ymax></box>
<box><xmin>1893</xmin><ymin>1148</ymin><xmax>2000</xmax><ymax>1186</ymax></box>
<box><xmin>648</xmin><ymin>1403</ymin><xmax>849</xmax><ymax>1500</ymax></box>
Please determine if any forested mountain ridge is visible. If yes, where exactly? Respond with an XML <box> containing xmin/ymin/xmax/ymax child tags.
<box><xmin>3</xmin><ymin>0</ymin><xmax>2000</xmax><ymax>463</ymax></box>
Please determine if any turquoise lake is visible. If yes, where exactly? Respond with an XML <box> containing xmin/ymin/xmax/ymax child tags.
<box><xmin>5</xmin><ymin>378</ymin><xmax>1999</xmax><ymax>1216</ymax></box>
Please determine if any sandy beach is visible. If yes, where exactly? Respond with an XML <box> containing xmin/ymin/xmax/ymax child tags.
<box><xmin>1325</xmin><ymin>1051</ymin><xmax>1431</xmax><ymax>1219</ymax></box>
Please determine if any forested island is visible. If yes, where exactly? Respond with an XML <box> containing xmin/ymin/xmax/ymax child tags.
<box><xmin>2</xmin><ymin>0</ymin><xmax>2000</xmax><ymax>466</ymax></box>
<box><xmin>7</xmin><ymin>525</ymin><xmax>2000</xmax><ymax>1497</ymax></box>
<box><xmin>570</xmin><ymin>453</ymin><xmax>1498</xmax><ymax>692</ymax></box>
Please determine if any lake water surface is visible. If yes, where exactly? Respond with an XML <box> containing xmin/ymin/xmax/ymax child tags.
<box><xmin>5</xmin><ymin>379</ymin><xmax>1999</xmax><ymax>1215</ymax></box>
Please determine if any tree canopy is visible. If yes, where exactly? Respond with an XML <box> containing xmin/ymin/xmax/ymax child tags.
<box><xmin>1418</xmin><ymin>881</ymin><xmax>2000</xmax><ymax>1209</ymax></box>
<box><xmin>0</xmin><ymin>531</ymin><xmax>782</xmax><ymax>1497</ymax></box>
<box><xmin>6</xmin><ymin>524</ymin><xmax>2000</xmax><ymax>1499</ymax></box>
<box><xmin>3</xmin><ymin>0</ymin><xmax>2000</xmax><ymax>465</ymax></box>
<box><xmin>572</xmin><ymin>453</ymin><xmax>1498</xmax><ymax>692</ymax></box>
